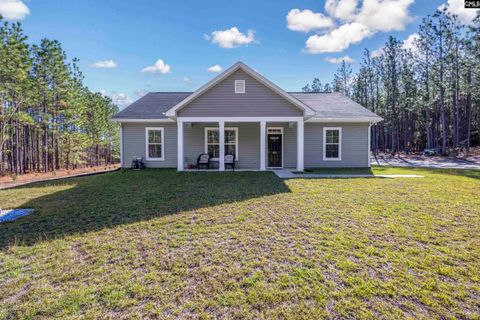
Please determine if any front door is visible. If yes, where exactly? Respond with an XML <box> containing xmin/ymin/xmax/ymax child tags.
<box><xmin>268</xmin><ymin>134</ymin><xmax>282</xmax><ymax>167</ymax></box>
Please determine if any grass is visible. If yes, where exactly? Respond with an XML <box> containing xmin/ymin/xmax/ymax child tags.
<box><xmin>0</xmin><ymin>167</ymin><xmax>479</xmax><ymax>319</ymax></box>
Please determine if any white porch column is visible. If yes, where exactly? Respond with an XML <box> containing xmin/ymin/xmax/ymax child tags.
<box><xmin>177</xmin><ymin>120</ymin><xmax>184</xmax><ymax>171</ymax></box>
<box><xmin>260</xmin><ymin>121</ymin><xmax>266</xmax><ymax>171</ymax></box>
<box><xmin>367</xmin><ymin>123</ymin><xmax>372</xmax><ymax>168</ymax></box>
<box><xmin>119</xmin><ymin>124</ymin><xmax>123</xmax><ymax>168</ymax></box>
<box><xmin>219</xmin><ymin>121</ymin><xmax>225</xmax><ymax>171</ymax></box>
<box><xmin>296</xmin><ymin>120</ymin><xmax>304</xmax><ymax>171</ymax></box>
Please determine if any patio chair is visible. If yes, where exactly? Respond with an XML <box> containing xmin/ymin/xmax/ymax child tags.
<box><xmin>131</xmin><ymin>156</ymin><xmax>145</xmax><ymax>170</ymax></box>
<box><xmin>197</xmin><ymin>153</ymin><xmax>211</xmax><ymax>170</ymax></box>
<box><xmin>225</xmin><ymin>154</ymin><xmax>235</xmax><ymax>171</ymax></box>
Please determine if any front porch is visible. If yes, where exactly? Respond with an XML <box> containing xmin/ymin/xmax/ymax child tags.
<box><xmin>176</xmin><ymin>117</ymin><xmax>304</xmax><ymax>171</ymax></box>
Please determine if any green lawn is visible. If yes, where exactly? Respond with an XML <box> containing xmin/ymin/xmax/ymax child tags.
<box><xmin>0</xmin><ymin>167</ymin><xmax>479</xmax><ymax>319</ymax></box>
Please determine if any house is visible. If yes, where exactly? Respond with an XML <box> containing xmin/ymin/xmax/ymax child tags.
<box><xmin>112</xmin><ymin>62</ymin><xmax>382</xmax><ymax>171</ymax></box>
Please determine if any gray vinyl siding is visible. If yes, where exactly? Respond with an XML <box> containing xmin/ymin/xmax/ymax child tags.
<box><xmin>304</xmin><ymin>122</ymin><xmax>369</xmax><ymax>168</ymax></box>
<box><xmin>177</xmin><ymin>69</ymin><xmax>303</xmax><ymax>117</ymax></box>
<box><xmin>183</xmin><ymin>123</ymin><xmax>260</xmax><ymax>169</ymax></box>
<box><xmin>121</xmin><ymin>122</ymin><xmax>177</xmax><ymax>168</ymax></box>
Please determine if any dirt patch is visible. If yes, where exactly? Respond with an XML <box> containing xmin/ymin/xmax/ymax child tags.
<box><xmin>0</xmin><ymin>165</ymin><xmax>120</xmax><ymax>189</ymax></box>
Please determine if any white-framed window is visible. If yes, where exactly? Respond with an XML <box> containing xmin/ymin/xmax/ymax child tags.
<box><xmin>235</xmin><ymin>80</ymin><xmax>245</xmax><ymax>94</ymax></box>
<box><xmin>145</xmin><ymin>127</ymin><xmax>165</xmax><ymax>161</ymax></box>
<box><xmin>205</xmin><ymin>127</ymin><xmax>239</xmax><ymax>160</ymax></box>
<box><xmin>323</xmin><ymin>127</ymin><xmax>342</xmax><ymax>161</ymax></box>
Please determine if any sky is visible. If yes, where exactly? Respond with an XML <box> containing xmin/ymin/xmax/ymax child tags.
<box><xmin>0</xmin><ymin>0</ymin><xmax>478</xmax><ymax>109</ymax></box>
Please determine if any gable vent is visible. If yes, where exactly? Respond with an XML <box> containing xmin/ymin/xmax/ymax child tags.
<box><xmin>235</xmin><ymin>80</ymin><xmax>245</xmax><ymax>94</ymax></box>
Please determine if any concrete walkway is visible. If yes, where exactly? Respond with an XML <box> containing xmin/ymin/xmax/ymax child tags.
<box><xmin>273</xmin><ymin>169</ymin><xmax>423</xmax><ymax>179</ymax></box>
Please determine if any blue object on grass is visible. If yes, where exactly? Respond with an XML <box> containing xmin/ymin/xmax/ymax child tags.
<box><xmin>0</xmin><ymin>209</ymin><xmax>34</xmax><ymax>222</ymax></box>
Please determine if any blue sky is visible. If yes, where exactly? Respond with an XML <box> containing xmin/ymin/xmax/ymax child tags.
<box><xmin>1</xmin><ymin>0</ymin><xmax>475</xmax><ymax>108</ymax></box>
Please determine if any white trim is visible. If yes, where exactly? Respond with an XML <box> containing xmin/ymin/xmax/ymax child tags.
<box><xmin>260</xmin><ymin>121</ymin><xmax>266</xmax><ymax>171</ymax></box>
<box><xmin>204</xmin><ymin>127</ymin><xmax>239</xmax><ymax>161</ymax></box>
<box><xmin>164</xmin><ymin>62</ymin><xmax>315</xmax><ymax>117</ymax></box>
<box><xmin>267</xmin><ymin>127</ymin><xmax>284</xmax><ymax>134</ymax></box>
<box><xmin>306</xmin><ymin>117</ymin><xmax>382</xmax><ymax>123</ymax></box>
<box><xmin>178</xmin><ymin>116</ymin><xmax>303</xmax><ymax>123</ymax></box>
<box><xmin>119</xmin><ymin>124</ymin><xmax>123</xmax><ymax>167</ymax></box>
<box><xmin>113</xmin><ymin>117</ymin><xmax>383</xmax><ymax>124</ymax></box>
<box><xmin>145</xmin><ymin>127</ymin><xmax>165</xmax><ymax>161</ymax></box>
<box><xmin>219</xmin><ymin>122</ymin><xmax>225</xmax><ymax>171</ymax></box>
<box><xmin>323</xmin><ymin>127</ymin><xmax>342</xmax><ymax>161</ymax></box>
<box><xmin>112</xmin><ymin>118</ymin><xmax>175</xmax><ymax>123</ymax></box>
<box><xmin>297</xmin><ymin>121</ymin><xmax>304</xmax><ymax>171</ymax></box>
<box><xmin>235</xmin><ymin>80</ymin><xmax>245</xmax><ymax>94</ymax></box>
<box><xmin>267</xmin><ymin>127</ymin><xmax>284</xmax><ymax>169</ymax></box>
<box><xmin>367</xmin><ymin>124</ymin><xmax>372</xmax><ymax>168</ymax></box>
<box><xmin>177</xmin><ymin>121</ymin><xmax>184</xmax><ymax>170</ymax></box>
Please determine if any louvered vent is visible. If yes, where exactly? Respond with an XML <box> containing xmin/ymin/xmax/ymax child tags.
<box><xmin>235</xmin><ymin>80</ymin><xmax>245</xmax><ymax>94</ymax></box>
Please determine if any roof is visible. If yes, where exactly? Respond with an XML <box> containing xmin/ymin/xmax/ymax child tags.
<box><xmin>290</xmin><ymin>92</ymin><xmax>383</xmax><ymax>122</ymax></box>
<box><xmin>112</xmin><ymin>92</ymin><xmax>192</xmax><ymax>120</ymax></box>
<box><xmin>112</xmin><ymin>91</ymin><xmax>382</xmax><ymax>122</ymax></box>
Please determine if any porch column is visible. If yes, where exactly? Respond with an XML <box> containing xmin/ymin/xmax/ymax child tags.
<box><xmin>219</xmin><ymin>121</ymin><xmax>225</xmax><ymax>171</ymax></box>
<box><xmin>119</xmin><ymin>124</ymin><xmax>123</xmax><ymax>167</ymax></box>
<box><xmin>177</xmin><ymin>120</ymin><xmax>184</xmax><ymax>171</ymax></box>
<box><xmin>260</xmin><ymin>121</ymin><xmax>266</xmax><ymax>171</ymax></box>
<box><xmin>296</xmin><ymin>120</ymin><xmax>304</xmax><ymax>171</ymax></box>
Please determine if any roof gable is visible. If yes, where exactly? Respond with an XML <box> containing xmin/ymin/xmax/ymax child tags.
<box><xmin>165</xmin><ymin>62</ymin><xmax>315</xmax><ymax>117</ymax></box>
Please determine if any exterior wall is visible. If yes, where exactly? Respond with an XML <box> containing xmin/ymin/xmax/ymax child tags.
<box><xmin>177</xmin><ymin>69</ymin><xmax>303</xmax><ymax>117</ymax></box>
<box><xmin>121</xmin><ymin>121</ymin><xmax>370</xmax><ymax>169</ymax></box>
<box><xmin>304</xmin><ymin>122</ymin><xmax>369</xmax><ymax>168</ymax></box>
<box><xmin>121</xmin><ymin>122</ymin><xmax>177</xmax><ymax>168</ymax></box>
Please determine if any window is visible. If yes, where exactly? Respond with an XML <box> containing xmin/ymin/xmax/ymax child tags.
<box><xmin>145</xmin><ymin>127</ymin><xmax>164</xmax><ymax>160</ymax></box>
<box><xmin>235</xmin><ymin>80</ymin><xmax>245</xmax><ymax>94</ymax></box>
<box><xmin>205</xmin><ymin>127</ymin><xmax>238</xmax><ymax>160</ymax></box>
<box><xmin>323</xmin><ymin>127</ymin><xmax>341</xmax><ymax>160</ymax></box>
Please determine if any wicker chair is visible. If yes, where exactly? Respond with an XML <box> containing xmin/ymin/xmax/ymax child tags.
<box><xmin>197</xmin><ymin>153</ymin><xmax>211</xmax><ymax>170</ymax></box>
<box><xmin>225</xmin><ymin>154</ymin><xmax>235</xmax><ymax>171</ymax></box>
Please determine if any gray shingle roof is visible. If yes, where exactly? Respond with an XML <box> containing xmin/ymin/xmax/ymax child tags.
<box><xmin>290</xmin><ymin>92</ymin><xmax>382</xmax><ymax>120</ymax></box>
<box><xmin>112</xmin><ymin>91</ymin><xmax>382</xmax><ymax>121</ymax></box>
<box><xmin>112</xmin><ymin>92</ymin><xmax>192</xmax><ymax>119</ymax></box>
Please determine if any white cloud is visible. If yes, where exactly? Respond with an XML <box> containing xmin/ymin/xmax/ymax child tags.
<box><xmin>134</xmin><ymin>89</ymin><xmax>148</xmax><ymax>97</ymax></box>
<box><xmin>100</xmin><ymin>90</ymin><xmax>132</xmax><ymax>108</ymax></box>
<box><xmin>0</xmin><ymin>0</ymin><xmax>29</xmax><ymax>20</ymax></box>
<box><xmin>439</xmin><ymin>0</ymin><xmax>478</xmax><ymax>25</ymax></box>
<box><xmin>91</xmin><ymin>60</ymin><xmax>117</xmax><ymax>69</ymax></box>
<box><xmin>141</xmin><ymin>59</ymin><xmax>171</xmax><ymax>74</ymax></box>
<box><xmin>355</xmin><ymin>0</ymin><xmax>414</xmax><ymax>32</ymax></box>
<box><xmin>206</xmin><ymin>27</ymin><xmax>256</xmax><ymax>48</ymax></box>
<box><xmin>287</xmin><ymin>0</ymin><xmax>415</xmax><ymax>54</ymax></box>
<box><xmin>369</xmin><ymin>32</ymin><xmax>419</xmax><ymax>58</ymax></box>
<box><xmin>325</xmin><ymin>0</ymin><xmax>358</xmax><ymax>21</ymax></box>
<box><xmin>325</xmin><ymin>55</ymin><xmax>355</xmax><ymax>63</ymax></box>
<box><xmin>402</xmin><ymin>32</ymin><xmax>419</xmax><ymax>51</ymax></box>
<box><xmin>286</xmin><ymin>9</ymin><xmax>334</xmax><ymax>32</ymax></box>
<box><xmin>183</xmin><ymin>77</ymin><xmax>190</xmax><ymax>82</ymax></box>
<box><xmin>305</xmin><ymin>22</ymin><xmax>373</xmax><ymax>53</ymax></box>
<box><xmin>370</xmin><ymin>47</ymin><xmax>384</xmax><ymax>58</ymax></box>
<box><xmin>207</xmin><ymin>64</ymin><xmax>223</xmax><ymax>73</ymax></box>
